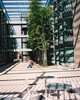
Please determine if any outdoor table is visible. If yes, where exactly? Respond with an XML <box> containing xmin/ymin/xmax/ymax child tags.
<box><xmin>37</xmin><ymin>76</ymin><xmax>54</xmax><ymax>79</ymax></box>
<box><xmin>0</xmin><ymin>97</ymin><xmax>23</xmax><ymax>100</ymax></box>
<box><xmin>37</xmin><ymin>76</ymin><xmax>54</xmax><ymax>98</ymax></box>
<box><xmin>37</xmin><ymin>76</ymin><xmax>54</xmax><ymax>85</ymax></box>
<box><xmin>46</xmin><ymin>83</ymin><xmax>72</xmax><ymax>100</ymax></box>
<box><xmin>37</xmin><ymin>76</ymin><xmax>54</xmax><ymax>88</ymax></box>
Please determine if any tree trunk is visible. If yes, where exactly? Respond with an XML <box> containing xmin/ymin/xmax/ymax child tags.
<box><xmin>41</xmin><ymin>15</ymin><xmax>47</xmax><ymax>67</ymax></box>
<box><xmin>39</xmin><ymin>50</ymin><xmax>43</xmax><ymax>65</ymax></box>
<box><xmin>42</xmin><ymin>33</ymin><xmax>47</xmax><ymax>67</ymax></box>
<box><xmin>43</xmin><ymin>48</ymin><xmax>47</xmax><ymax>67</ymax></box>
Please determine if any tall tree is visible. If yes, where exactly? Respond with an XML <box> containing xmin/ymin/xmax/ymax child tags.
<box><xmin>26</xmin><ymin>0</ymin><xmax>52</xmax><ymax>66</ymax></box>
<box><xmin>27</xmin><ymin>0</ymin><xmax>41</xmax><ymax>63</ymax></box>
<box><xmin>40</xmin><ymin>7</ymin><xmax>52</xmax><ymax>66</ymax></box>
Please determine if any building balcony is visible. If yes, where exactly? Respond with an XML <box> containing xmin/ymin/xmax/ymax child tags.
<box><xmin>50</xmin><ymin>45</ymin><xmax>54</xmax><ymax>48</ymax></box>
<box><xmin>55</xmin><ymin>59</ymin><xmax>59</xmax><ymax>61</ymax></box>
<box><xmin>54</xmin><ymin>20</ymin><xmax>58</xmax><ymax>24</ymax></box>
<box><xmin>64</xmin><ymin>36</ymin><xmax>74</xmax><ymax>42</ymax></box>
<box><xmin>7</xmin><ymin>21</ymin><xmax>27</xmax><ymax>25</ymax></box>
<box><xmin>60</xmin><ymin>53</ymin><xmax>64</xmax><ymax>57</ymax></box>
<box><xmin>63</xmin><ymin>7</ymin><xmax>72</xmax><ymax>13</ymax></box>
<box><xmin>54</xmin><ymin>31</ymin><xmax>58</xmax><ymax>34</ymax></box>
<box><xmin>7</xmin><ymin>35</ymin><xmax>29</xmax><ymax>38</ymax></box>
<box><xmin>7</xmin><ymin>49</ymin><xmax>32</xmax><ymax>52</ymax></box>
<box><xmin>65</xmin><ymin>52</ymin><xmax>74</xmax><ymax>56</ymax></box>
<box><xmin>59</xmin><ymin>28</ymin><xmax>63</xmax><ymax>31</ymax></box>
<box><xmin>55</xmin><ymin>54</ymin><xmax>59</xmax><ymax>57</ymax></box>
<box><xmin>55</xmin><ymin>42</ymin><xmax>58</xmax><ymax>46</ymax></box>
<box><xmin>63</xmin><ymin>29</ymin><xmax>73</xmax><ymax>32</ymax></box>
<box><xmin>51</xmin><ymin>0</ymin><xmax>56</xmax><ymax>4</ymax></box>
<box><xmin>59</xmin><ymin>15</ymin><xmax>62</xmax><ymax>19</ymax></box>
<box><xmin>63</xmin><ymin>16</ymin><xmax>73</xmax><ymax>20</ymax></box>
<box><xmin>63</xmin><ymin>0</ymin><xmax>73</xmax><ymax>4</ymax></box>
<box><xmin>54</xmin><ymin>26</ymin><xmax>58</xmax><ymax>30</ymax></box>
<box><xmin>63</xmin><ymin>0</ymin><xmax>68</xmax><ymax>3</ymax></box>
<box><xmin>59</xmin><ymin>40</ymin><xmax>63</xmax><ymax>44</ymax></box>
<box><xmin>63</xmin><ymin>24</ymin><xmax>67</xmax><ymax>27</ymax></box>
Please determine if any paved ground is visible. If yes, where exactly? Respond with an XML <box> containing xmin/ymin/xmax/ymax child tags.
<box><xmin>0</xmin><ymin>62</ymin><xmax>80</xmax><ymax>100</ymax></box>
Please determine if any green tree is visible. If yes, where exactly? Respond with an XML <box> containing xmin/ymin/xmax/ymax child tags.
<box><xmin>27</xmin><ymin>0</ymin><xmax>41</xmax><ymax>63</ymax></box>
<box><xmin>40</xmin><ymin>7</ymin><xmax>52</xmax><ymax>66</ymax></box>
<box><xmin>26</xmin><ymin>0</ymin><xmax>52</xmax><ymax>66</ymax></box>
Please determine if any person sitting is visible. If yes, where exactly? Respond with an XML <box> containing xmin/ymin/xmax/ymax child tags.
<box><xmin>27</xmin><ymin>60</ymin><xmax>33</xmax><ymax>68</ymax></box>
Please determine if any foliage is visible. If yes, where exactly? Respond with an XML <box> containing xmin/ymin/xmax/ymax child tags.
<box><xmin>26</xmin><ymin>0</ymin><xmax>53</xmax><ymax>66</ymax></box>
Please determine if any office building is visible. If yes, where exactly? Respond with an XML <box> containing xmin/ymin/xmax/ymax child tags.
<box><xmin>72</xmin><ymin>0</ymin><xmax>80</xmax><ymax>66</ymax></box>
<box><xmin>0</xmin><ymin>0</ymin><xmax>8</xmax><ymax>66</ymax></box>
<box><xmin>47</xmin><ymin>0</ymin><xmax>74</xmax><ymax>65</ymax></box>
<box><xmin>1</xmin><ymin>0</ymin><xmax>54</xmax><ymax>65</ymax></box>
<box><xmin>0</xmin><ymin>0</ymin><xmax>17</xmax><ymax>66</ymax></box>
<box><xmin>2</xmin><ymin>0</ymin><xmax>47</xmax><ymax>62</ymax></box>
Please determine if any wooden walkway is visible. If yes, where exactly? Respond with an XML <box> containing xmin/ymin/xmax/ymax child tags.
<box><xmin>0</xmin><ymin>63</ymin><xmax>80</xmax><ymax>100</ymax></box>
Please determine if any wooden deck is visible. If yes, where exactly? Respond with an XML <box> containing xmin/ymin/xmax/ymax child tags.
<box><xmin>0</xmin><ymin>63</ymin><xmax>80</xmax><ymax>100</ymax></box>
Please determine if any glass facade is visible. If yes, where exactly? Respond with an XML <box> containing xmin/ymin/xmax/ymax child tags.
<box><xmin>0</xmin><ymin>1</ymin><xmax>8</xmax><ymax>66</ymax></box>
<box><xmin>50</xmin><ymin>0</ymin><xmax>74</xmax><ymax>65</ymax></box>
<box><xmin>1</xmin><ymin>0</ymin><xmax>47</xmax><ymax>63</ymax></box>
<box><xmin>0</xmin><ymin>0</ymin><xmax>17</xmax><ymax>66</ymax></box>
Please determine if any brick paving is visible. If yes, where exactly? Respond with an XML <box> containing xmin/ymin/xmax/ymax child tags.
<box><xmin>0</xmin><ymin>63</ymin><xmax>43</xmax><ymax>98</ymax></box>
<box><xmin>0</xmin><ymin>63</ymin><xmax>80</xmax><ymax>100</ymax></box>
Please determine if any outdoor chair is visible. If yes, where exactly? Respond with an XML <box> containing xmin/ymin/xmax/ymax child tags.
<box><xmin>25</xmin><ymin>79</ymin><xmax>38</xmax><ymax>100</ymax></box>
<box><xmin>62</xmin><ymin>63</ymin><xmax>67</xmax><ymax>67</ymax></box>
<box><xmin>62</xmin><ymin>63</ymin><xmax>78</xmax><ymax>69</ymax></box>
<box><xmin>23</xmin><ymin>78</ymin><xmax>46</xmax><ymax>100</ymax></box>
<box><xmin>44</xmin><ymin>76</ymin><xmax>59</xmax><ymax>100</ymax></box>
<box><xmin>67</xmin><ymin>63</ymin><xmax>75</xmax><ymax>69</ymax></box>
<box><xmin>35</xmin><ymin>76</ymin><xmax>55</xmax><ymax>100</ymax></box>
<box><xmin>67</xmin><ymin>88</ymin><xmax>80</xmax><ymax>100</ymax></box>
